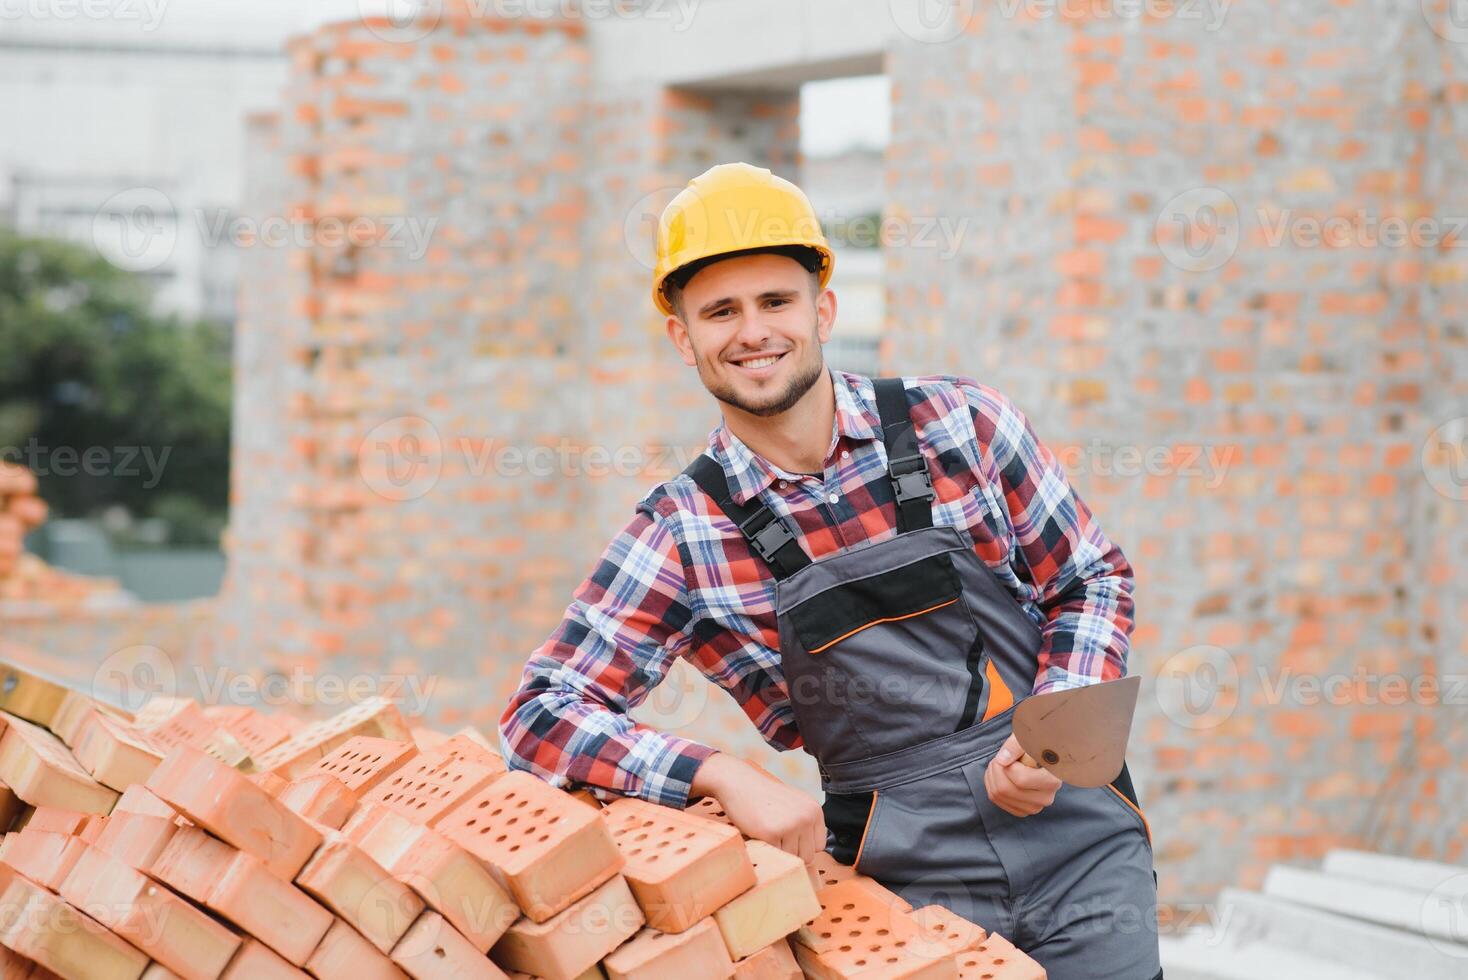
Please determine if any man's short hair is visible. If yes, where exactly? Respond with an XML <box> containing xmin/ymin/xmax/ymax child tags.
<box><xmin>664</xmin><ymin>244</ymin><xmax>824</xmax><ymax>320</ymax></box>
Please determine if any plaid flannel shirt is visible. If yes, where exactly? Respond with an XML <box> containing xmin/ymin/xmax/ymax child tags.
<box><xmin>498</xmin><ymin>369</ymin><xmax>1136</xmax><ymax>808</ymax></box>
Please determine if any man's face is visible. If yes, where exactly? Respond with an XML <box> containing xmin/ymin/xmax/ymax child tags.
<box><xmin>665</xmin><ymin>252</ymin><xmax>837</xmax><ymax>418</ymax></box>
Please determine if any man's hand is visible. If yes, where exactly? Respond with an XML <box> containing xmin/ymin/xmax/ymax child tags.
<box><xmin>983</xmin><ymin>733</ymin><xmax>1062</xmax><ymax>817</ymax></box>
<box><xmin>691</xmin><ymin>752</ymin><xmax>826</xmax><ymax>863</ymax></box>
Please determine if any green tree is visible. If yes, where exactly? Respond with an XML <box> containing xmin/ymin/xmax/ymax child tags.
<box><xmin>0</xmin><ymin>229</ymin><xmax>231</xmax><ymax>545</ymax></box>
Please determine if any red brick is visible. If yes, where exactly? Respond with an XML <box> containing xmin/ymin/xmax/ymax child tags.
<box><xmin>603</xmin><ymin>917</ymin><xmax>734</xmax><ymax>980</ymax></box>
<box><xmin>254</xmin><ymin>699</ymin><xmax>411</xmax><ymax>780</ymax></box>
<box><xmin>0</xmin><ymin>713</ymin><xmax>118</xmax><ymax>814</ymax></box>
<box><xmin>304</xmin><ymin>919</ymin><xmax>407</xmax><ymax>980</ymax></box>
<box><xmin>221</xmin><ymin>937</ymin><xmax>311</xmax><ymax>980</ymax></box>
<box><xmin>146</xmin><ymin>745</ymin><xmax>322</xmax><ymax>880</ymax></box>
<box><xmin>602</xmin><ymin>797</ymin><xmax>755</xmax><ymax>933</ymax></box>
<box><xmin>437</xmin><ymin>770</ymin><xmax>624</xmax><ymax>922</ymax></box>
<box><xmin>307</xmin><ymin>736</ymin><xmax>418</xmax><ymax>795</ymax></box>
<box><xmin>364</xmin><ymin>740</ymin><xmax>505</xmax><ymax>828</ymax></box>
<box><xmin>92</xmin><ymin>811</ymin><xmax>178</xmax><ymax>872</ymax></box>
<box><xmin>389</xmin><ymin>911</ymin><xmax>509</xmax><ymax>980</ymax></box>
<box><xmin>148</xmin><ymin>825</ymin><xmax>235</xmax><ymax>905</ymax></box>
<box><xmin>278</xmin><ymin>774</ymin><xmax>358</xmax><ymax>830</ymax></box>
<box><xmin>712</xmin><ymin>839</ymin><xmax>820</xmax><ymax>959</ymax></box>
<box><xmin>111</xmin><ymin>785</ymin><xmax>178</xmax><ymax>820</ymax></box>
<box><xmin>59</xmin><ymin>847</ymin><xmax>241</xmax><ymax>980</ymax></box>
<box><xmin>207</xmin><ymin>849</ymin><xmax>333</xmax><ymax>967</ymax></box>
<box><xmin>954</xmin><ymin>932</ymin><xmax>1044</xmax><ymax>979</ymax></box>
<box><xmin>0</xmin><ymin>864</ymin><xmax>148</xmax><ymax>980</ymax></box>
<box><xmin>0</xmin><ymin>829</ymin><xmax>88</xmax><ymax>891</ymax></box>
<box><xmin>72</xmin><ymin>713</ymin><xmax>165</xmax><ymax>792</ymax></box>
<box><xmin>490</xmin><ymin>873</ymin><xmax>644</xmax><ymax>980</ymax></box>
<box><xmin>732</xmin><ymin>938</ymin><xmax>802</xmax><ymax>979</ymax></box>
<box><xmin>295</xmin><ymin>834</ymin><xmax>425</xmax><ymax>953</ymax></box>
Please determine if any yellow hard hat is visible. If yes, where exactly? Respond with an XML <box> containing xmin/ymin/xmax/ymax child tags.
<box><xmin>652</xmin><ymin>162</ymin><xmax>835</xmax><ymax>316</ymax></box>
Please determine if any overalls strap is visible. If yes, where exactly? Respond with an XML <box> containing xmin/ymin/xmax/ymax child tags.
<box><xmin>683</xmin><ymin>454</ymin><xmax>812</xmax><ymax>580</ymax></box>
<box><xmin>872</xmin><ymin>377</ymin><xmax>935</xmax><ymax>532</ymax></box>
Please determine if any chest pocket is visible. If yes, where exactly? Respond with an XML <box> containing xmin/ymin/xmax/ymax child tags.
<box><xmin>787</xmin><ymin>550</ymin><xmax>962</xmax><ymax>655</ymax></box>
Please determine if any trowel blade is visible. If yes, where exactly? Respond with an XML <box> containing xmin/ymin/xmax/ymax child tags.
<box><xmin>1012</xmin><ymin>675</ymin><xmax>1141</xmax><ymax>787</ymax></box>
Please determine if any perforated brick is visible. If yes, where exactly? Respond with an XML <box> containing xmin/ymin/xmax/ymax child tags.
<box><xmin>807</xmin><ymin>852</ymin><xmax>858</xmax><ymax>893</ymax></box>
<box><xmin>490</xmin><ymin>873</ymin><xmax>644</xmax><ymax>980</ymax></box>
<box><xmin>602</xmin><ymin>797</ymin><xmax>756</xmax><ymax>933</ymax></box>
<box><xmin>253</xmin><ymin>698</ymin><xmax>411</xmax><ymax>780</ymax></box>
<box><xmin>0</xmin><ymin>711</ymin><xmax>118</xmax><ymax>814</ymax></box>
<box><xmin>364</xmin><ymin>748</ymin><xmax>504</xmax><ymax>828</ymax></box>
<box><xmin>129</xmin><ymin>698</ymin><xmax>217</xmax><ymax>753</ymax></box>
<box><xmin>220</xmin><ymin>709</ymin><xmax>295</xmax><ymax>759</ymax></box>
<box><xmin>684</xmin><ymin>796</ymin><xmax>733</xmax><ymax>826</ymax></box>
<box><xmin>603</xmin><ymin>917</ymin><xmax>734</xmax><ymax>980</ymax></box>
<box><xmin>437</xmin><ymin>770</ymin><xmax>624</xmax><ymax>922</ymax></box>
<box><xmin>910</xmin><ymin>904</ymin><xmax>987</xmax><ymax>956</ymax></box>
<box><xmin>307</xmin><ymin>736</ymin><xmax>418</xmax><ymax>795</ymax></box>
<box><xmin>712</xmin><ymin>839</ymin><xmax>821</xmax><ymax>959</ymax></box>
<box><xmin>953</xmin><ymin>933</ymin><xmax>1043</xmax><ymax>980</ymax></box>
<box><xmin>792</xmin><ymin>879</ymin><xmax>955</xmax><ymax>980</ymax></box>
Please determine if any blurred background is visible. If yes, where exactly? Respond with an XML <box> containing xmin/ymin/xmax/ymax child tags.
<box><xmin>2</xmin><ymin>0</ymin><xmax>1467</xmax><ymax>972</ymax></box>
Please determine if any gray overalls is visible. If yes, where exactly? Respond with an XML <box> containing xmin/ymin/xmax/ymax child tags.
<box><xmin>685</xmin><ymin>377</ymin><xmax>1162</xmax><ymax>980</ymax></box>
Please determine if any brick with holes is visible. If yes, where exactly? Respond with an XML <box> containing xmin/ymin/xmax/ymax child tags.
<box><xmin>220</xmin><ymin>938</ymin><xmax>310</xmax><ymax>980</ymax></box>
<box><xmin>437</xmin><ymin>770</ymin><xmax>624</xmax><ymax>922</ymax></box>
<box><xmin>909</xmin><ymin>905</ymin><xmax>987</xmax><ymax>955</ymax></box>
<box><xmin>148</xmin><ymin>824</ymin><xmax>234</xmax><ymax>904</ymax></box>
<box><xmin>207</xmin><ymin>849</ymin><xmax>334</xmax><ymax>966</ymax></box>
<box><xmin>0</xmin><ymin>864</ymin><xmax>148</xmax><ymax>980</ymax></box>
<box><xmin>59</xmin><ymin>847</ymin><xmax>242</xmax><ymax>980</ymax></box>
<box><xmin>295</xmin><ymin>833</ymin><xmax>425</xmax><ymax>953</ymax></box>
<box><xmin>353</xmin><ymin>807</ymin><xmax>517</xmax><ymax>953</ymax></box>
<box><xmin>792</xmin><ymin>878</ymin><xmax>956</xmax><ymax>979</ymax></box>
<box><xmin>278</xmin><ymin>774</ymin><xmax>358</xmax><ymax>829</ymax></box>
<box><xmin>361</xmin><ymin>735</ymin><xmax>507</xmax><ymax>827</ymax></box>
<box><xmin>129</xmin><ymin>698</ymin><xmax>217</xmax><ymax>753</ymax></box>
<box><xmin>146</xmin><ymin>744</ymin><xmax>321</xmax><ymax>879</ymax></box>
<box><xmin>219</xmin><ymin>709</ymin><xmax>295</xmax><ymax>759</ymax></box>
<box><xmin>389</xmin><ymin>910</ymin><xmax>509</xmax><ymax>980</ymax></box>
<box><xmin>603</xmin><ymin>917</ymin><xmax>734</xmax><ymax>980</ymax></box>
<box><xmin>253</xmin><ymin>699</ymin><xmax>411</xmax><ymax>780</ymax></box>
<box><xmin>0</xmin><ymin>829</ymin><xmax>88</xmax><ymax>890</ymax></box>
<box><xmin>489</xmin><ymin>872</ymin><xmax>643</xmax><ymax>980</ymax></box>
<box><xmin>306</xmin><ymin>736</ymin><xmax>418</xmax><ymax>795</ymax></box>
<box><xmin>601</xmin><ymin>797</ymin><xmax>756</xmax><ymax>933</ymax></box>
<box><xmin>304</xmin><ymin>918</ymin><xmax>408</xmax><ymax>980</ymax></box>
<box><xmin>683</xmin><ymin>796</ymin><xmax>732</xmax><ymax>826</ymax></box>
<box><xmin>712</xmin><ymin>839</ymin><xmax>821</xmax><ymax>959</ymax></box>
<box><xmin>732</xmin><ymin>938</ymin><xmax>802</xmax><ymax>980</ymax></box>
<box><xmin>952</xmin><ymin>933</ymin><xmax>1044</xmax><ymax>980</ymax></box>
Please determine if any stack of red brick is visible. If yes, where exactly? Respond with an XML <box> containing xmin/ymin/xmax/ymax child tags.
<box><xmin>0</xmin><ymin>464</ymin><xmax>123</xmax><ymax>606</ymax></box>
<box><xmin>0</xmin><ymin>658</ymin><xmax>1044</xmax><ymax>979</ymax></box>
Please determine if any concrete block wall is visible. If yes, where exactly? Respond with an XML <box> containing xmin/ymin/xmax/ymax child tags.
<box><xmin>883</xmin><ymin>5</ymin><xmax>1468</xmax><ymax>905</ymax></box>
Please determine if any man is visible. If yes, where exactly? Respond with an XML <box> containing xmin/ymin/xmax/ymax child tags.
<box><xmin>500</xmin><ymin>162</ymin><xmax>1162</xmax><ymax>979</ymax></box>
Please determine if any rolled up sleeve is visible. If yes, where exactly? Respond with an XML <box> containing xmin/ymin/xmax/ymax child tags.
<box><xmin>497</xmin><ymin>501</ymin><xmax>718</xmax><ymax>808</ymax></box>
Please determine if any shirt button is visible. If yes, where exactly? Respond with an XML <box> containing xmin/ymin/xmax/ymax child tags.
<box><xmin>841</xmin><ymin>450</ymin><xmax>851</xmax><ymax>460</ymax></box>
<box><xmin>828</xmin><ymin>492</ymin><xmax>839</xmax><ymax>504</ymax></box>
<box><xmin>778</xmin><ymin>480</ymin><xmax>788</xmax><ymax>489</ymax></box>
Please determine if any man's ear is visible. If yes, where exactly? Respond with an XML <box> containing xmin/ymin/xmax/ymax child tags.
<box><xmin>666</xmin><ymin>314</ymin><xmax>697</xmax><ymax>366</ymax></box>
<box><xmin>815</xmin><ymin>287</ymin><xmax>837</xmax><ymax>344</ymax></box>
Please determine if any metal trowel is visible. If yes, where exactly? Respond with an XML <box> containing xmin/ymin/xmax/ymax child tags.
<box><xmin>1013</xmin><ymin>675</ymin><xmax>1141</xmax><ymax>787</ymax></box>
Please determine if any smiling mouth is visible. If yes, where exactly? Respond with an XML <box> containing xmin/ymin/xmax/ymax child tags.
<box><xmin>728</xmin><ymin>351</ymin><xmax>788</xmax><ymax>372</ymax></box>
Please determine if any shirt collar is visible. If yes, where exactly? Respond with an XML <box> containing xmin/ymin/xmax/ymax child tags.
<box><xmin>708</xmin><ymin>368</ymin><xmax>883</xmax><ymax>505</ymax></box>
